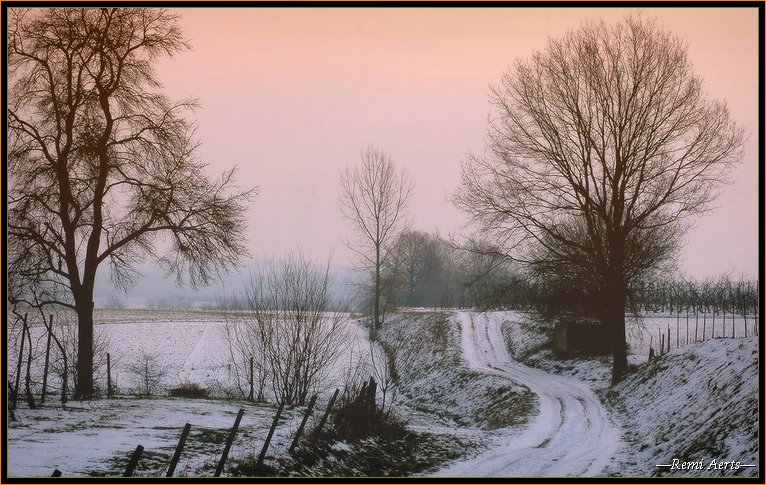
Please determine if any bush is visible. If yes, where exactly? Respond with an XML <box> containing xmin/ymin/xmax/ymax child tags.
<box><xmin>333</xmin><ymin>378</ymin><xmax>406</xmax><ymax>441</ymax></box>
<box><xmin>127</xmin><ymin>351</ymin><xmax>169</xmax><ymax>396</ymax></box>
<box><xmin>169</xmin><ymin>382</ymin><xmax>208</xmax><ymax>398</ymax></box>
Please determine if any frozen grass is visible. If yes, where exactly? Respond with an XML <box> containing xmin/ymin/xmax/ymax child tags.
<box><xmin>8</xmin><ymin>397</ymin><xmax>308</xmax><ymax>477</ymax></box>
<box><xmin>379</xmin><ymin>311</ymin><xmax>535</xmax><ymax>432</ymax></box>
<box><xmin>7</xmin><ymin>309</ymin><xmax>757</xmax><ymax>478</ymax></box>
<box><xmin>603</xmin><ymin>337</ymin><xmax>759</xmax><ymax>477</ymax></box>
<box><xmin>496</xmin><ymin>311</ymin><xmax>759</xmax><ymax>477</ymax></box>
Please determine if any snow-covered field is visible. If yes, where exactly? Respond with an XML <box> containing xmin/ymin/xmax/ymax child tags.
<box><xmin>8</xmin><ymin>309</ymin><xmax>373</xmax><ymax>398</ymax></box>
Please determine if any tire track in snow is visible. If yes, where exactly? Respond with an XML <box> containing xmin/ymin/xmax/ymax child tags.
<box><xmin>435</xmin><ymin>311</ymin><xmax>621</xmax><ymax>477</ymax></box>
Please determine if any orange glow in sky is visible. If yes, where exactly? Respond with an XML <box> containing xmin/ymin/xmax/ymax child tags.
<box><xmin>151</xmin><ymin>6</ymin><xmax>759</xmax><ymax>280</ymax></box>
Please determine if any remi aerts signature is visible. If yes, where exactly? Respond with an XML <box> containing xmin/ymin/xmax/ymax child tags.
<box><xmin>656</xmin><ymin>458</ymin><xmax>757</xmax><ymax>472</ymax></box>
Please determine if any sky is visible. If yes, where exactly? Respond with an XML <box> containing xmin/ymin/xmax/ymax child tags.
<box><xmin>142</xmin><ymin>6</ymin><xmax>759</xmax><ymax>297</ymax></box>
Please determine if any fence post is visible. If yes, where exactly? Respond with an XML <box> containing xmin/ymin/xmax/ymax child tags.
<box><xmin>167</xmin><ymin>423</ymin><xmax>192</xmax><ymax>477</ymax></box>
<box><xmin>257</xmin><ymin>402</ymin><xmax>285</xmax><ymax>468</ymax></box>
<box><xmin>367</xmin><ymin>377</ymin><xmax>377</xmax><ymax>416</ymax></box>
<box><xmin>248</xmin><ymin>357</ymin><xmax>254</xmax><ymax>401</ymax></box>
<box><xmin>123</xmin><ymin>445</ymin><xmax>144</xmax><ymax>477</ymax></box>
<box><xmin>41</xmin><ymin>314</ymin><xmax>54</xmax><ymax>404</ymax></box>
<box><xmin>215</xmin><ymin>408</ymin><xmax>245</xmax><ymax>477</ymax></box>
<box><xmin>12</xmin><ymin>313</ymin><xmax>28</xmax><ymax>411</ymax></box>
<box><xmin>667</xmin><ymin>323</ymin><xmax>671</xmax><ymax>352</ymax></box>
<box><xmin>23</xmin><ymin>320</ymin><xmax>36</xmax><ymax>409</ymax></box>
<box><xmin>107</xmin><ymin>353</ymin><xmax>113</xmax><ymax>398</ymax></box>
<box><xmin>289</xmin><ymin>394</ymin><xmax>317</xmax><ymax>453</ymax></box>
<box><xmin>312</xmin><ymin>389</ymin><xmax>339</xmax><ymax>439</ymax></box>
<box><xmin>702</xmin><ymin>308</ymin><xmax>707</xmax><ymax>341</ymax></box>
<box><xmin>743</xmin><ymin>296</ymin><xmax>748</xmax><ymax>338</ymax></box>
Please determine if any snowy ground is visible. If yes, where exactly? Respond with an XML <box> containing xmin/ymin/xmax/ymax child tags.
<box><xmin>7</xmin><ymin>309</ymin><xmax>759</xmax><ymax>478</ymax></box>
<box><xmin>434</xmin><ymin>311</ymin><xmax>621</xmax><ymax>477</ymax></box>
<box><xmin>8</xmin><ymin>309</ymin><xmax>373</xmax><ymax>398</ymax></box>
<box><xmin>489</xmin><ymin>311</ymin><xmax>759</xmax><ymax>477</ymax></box>
<box><xmin>604</xmin><ymin>337</ymin><xmax>759</xmax><ymax>477</ymax></box>
<box><xmin>9</xmin><ymin>397</ymin><xmax>309</xmax><ymax>477</ymax></box>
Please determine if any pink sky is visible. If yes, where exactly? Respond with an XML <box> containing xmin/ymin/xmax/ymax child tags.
<box><xmin>154</xmin><ymin>7</ymin><xmax>759</xmax><ymax>279</ymax></box>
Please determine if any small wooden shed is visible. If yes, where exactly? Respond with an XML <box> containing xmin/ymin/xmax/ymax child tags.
<box><xmin>553</xmin><ymin>319</ymin><xmax>611</xmax><ymax>356</ymax></box>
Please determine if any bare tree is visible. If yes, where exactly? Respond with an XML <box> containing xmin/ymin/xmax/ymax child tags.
<box><xmin>8</xmin><ymin>8</ymin><xmax>255</xmax><ymax>397</ymax></box>
<box><xmin>455</xmin><ymin>16</ymin><xmax>744</xmax><ymax>383</ymax></box>
<box><xmin>227</xmin><ymin>252</ymin><xmax>350</xmax><ymax>405</ymax></box>
<box><xmin>127</xmin><ymin>351</ymin><xmax>170</xmax><ymax>396</ymax></box>
<box><xmin>339</xmin><ymin>146</ymin><xmax>414</xmax><ymax>330</ymax></box>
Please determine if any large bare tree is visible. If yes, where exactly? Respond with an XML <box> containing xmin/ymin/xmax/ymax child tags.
<box><xmin>454</xmin><ymin>16</ymin><xmax>744</xmax><ymax>383</ymax></box>
<box><xmin>340</xmin><ymin>146</ymin><xmax>413</xmax><ymax>330</ymax></box>
<box><xmin>8</xmin><ymin>8</ymin><xmax>255</xmax><ymax>398</ymax></box>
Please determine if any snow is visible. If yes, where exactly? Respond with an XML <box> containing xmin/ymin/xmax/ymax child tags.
<box><xmin>8</xmin><ymin>397</ymin><xmax>308</xmax><ymax>477</ymax></box>
<box><xmin>434</xmin><ymin>311</ymin><xmax>622</xmax><ymax>477</ymax></box>
<box><xmin>7</xmin><ymin>308</ymin><xmax>758</xmax><ymax>478</ymax></box>
<box><xmin>9</xmin><ymin>309</ymin><xmax>373</xmax><ymax>398</ymax></box>
<box><xmin>604</xmin><ymin>337</ymin><xmax>759</xmax><ymax>477</ymax></box>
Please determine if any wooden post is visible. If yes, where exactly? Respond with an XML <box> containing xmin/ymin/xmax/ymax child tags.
<box><xmin>743</xmin><ymin>295</ymin><xmax>748</xmax><ymax>338</ymax></box>
<box><xmin>702</xmin><ymin>308</ymin><xmax>707</xmax><ymax>341</ymax></box>
<box><xmin>289</xmin><ymin>394</ymin><xmax>318</xmax><ymax>453</ymax></box>
<box><xmin>667</xmin><ymin>323</ymin><xmax>671</xmax><ymax>352</ymax></box>
<box><xmin>41</xmin><ymin>314</ymin><xmax>54</xmax><ymax>404</ymax></box>
<box><xmin>167</xmin><ymin>423</ymin><xmax>191</xmax><ymax>477</ymax></box>
<box><xmin>12</xmin><ymin>313</ymin><xmax>28</xmax><ymax>411</ymax></box>
<box><xmin>61</xmin><ymin>355</ymin><xmax>68</xmax><ymax>405</ymax></box>
<box><xmin>248</xmin><ymin>357</ymin><xmax>254</xmax><ymax>401</ymax></box>
<box><xmin>215</xmin><ymin>408</ymin><xmax>245</xmax><ymax>477</ymax></box>
<box><xmin>312</xmin><ymin>389</ymin><xmax>339</xmax><ymax>439</ymax></box>
<box><xmin>367</xmin><ymin>378</ymin><xmax>377</xmax><ymax>416</ymax></box>
<box><xmin>257</xmin><ymin>402</ymin><xmax>285</xmax><ymax>468</ymax></box>
<box><xmin>695</xmin><ymin>308</ymin><xmax>699</xmax><ymax>342</ymax></box>
<box><xmin>660</xmin><ymin>334</ymin><xmax>665</xmax><ymax>355</ymax></box>
<box><xmin>685</xmin><ymin>308</ymin><xmax>689</xmax><ymax>347</ymax></box>
<box><xmin>676</xmin><ymin>311</ymin><xmax>680</xmax><ymax>348</ymax></box>
<box><xmin>24</xmin><ymin>321</ymin><xmax>36</xmax><ymax>409</ymax></box>
<box><xmin>107</xmin><ymin>353</ymin><xmax>113</xmax><ymax>398</ymax></box>
<box><xmin>123</xmin><ymin>445</ymin><xmax>144</xmax><ymax>477</ymax></box>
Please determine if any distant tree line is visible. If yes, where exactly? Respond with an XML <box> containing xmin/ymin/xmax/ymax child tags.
<box><xmin>629</xmin><ymin>276</ymin><xmax>758</xmax><ymax>319</ymax></box>
<box><xmin>366</xmin><ymin>230</ymin><xmax>528</xmax><ymax>311</ymax></box>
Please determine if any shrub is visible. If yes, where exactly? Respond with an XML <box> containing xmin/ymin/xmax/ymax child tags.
<box><xmin>169</xmin><ymin>382</ymin><xmax>208</xmax><ymax>399</ymax></box>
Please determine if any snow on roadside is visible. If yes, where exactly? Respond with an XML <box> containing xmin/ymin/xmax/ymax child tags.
<box><xmin>492</xmin><ymin>310</ymin><xmax>758</xmax><ymax>478</ymax></box>
<box><xmin>378</xmin><ymin>311</ymin><xmax>534</xmax><ymax>435</ymax></box>
<box><xmin>8</xmin><ymin>397</ymin><xmax>307</xmax><ymax>477</ymax></box>
<box><xmin>604</xmin><ymin>337</ymin><xmax>759</xmax><ymax>477</ymax></box>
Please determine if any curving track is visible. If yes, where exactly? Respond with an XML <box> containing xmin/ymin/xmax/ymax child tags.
<box><xmin>436</xmin><ymin>311</ymin><xmax>621</xmax><ymax>477</ymax></box>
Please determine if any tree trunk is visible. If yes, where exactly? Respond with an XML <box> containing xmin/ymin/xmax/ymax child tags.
<box><xmin>374</xmin><ymin>243</ymin><xmax>381</xmax><ymax>329</ymax></box>
<box><xmin>607</xmin><ymin>233</ymin><xmax>628</xmax><ymax>385</ymax></box>
<box><xmin>609</xmin><ymin>283</ymin><xmax>628</xmax><ymax>385</ymax></box>
<box><xmin>75</xmin><ymin>299</ymin><xmax>95</xmax><ymax>399</ymax></box>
